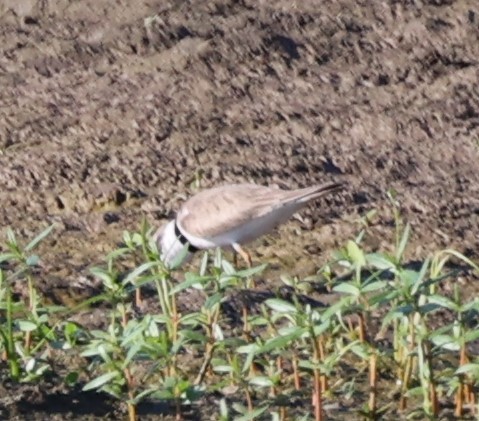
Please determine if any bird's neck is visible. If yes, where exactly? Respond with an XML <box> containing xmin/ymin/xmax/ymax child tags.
<box><xmin>174</xmin><ymin>220</ymin><xmax>200</xmax><ymax>253</ymax></box>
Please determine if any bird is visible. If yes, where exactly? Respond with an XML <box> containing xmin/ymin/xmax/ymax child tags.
<box><xmin>155</xmin><ymin>181</ymin><xmax>344</xmax><ymax>268</ymax></box>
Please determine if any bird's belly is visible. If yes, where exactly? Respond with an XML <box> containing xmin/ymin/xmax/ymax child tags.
<box><xmin>206</xmin><ymin>205</ymin><xmax>301</xmax><ymax>247</ymax></box>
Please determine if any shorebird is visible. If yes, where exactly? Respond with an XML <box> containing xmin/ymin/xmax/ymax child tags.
<box><xmin>155</xmin><ymin>181</ymin><xmax>344</xmax><ymax>268</ymax></box>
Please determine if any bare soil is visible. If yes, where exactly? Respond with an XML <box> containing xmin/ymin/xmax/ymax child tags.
<box><xmin>1</xmin><ymin>0</ymin><xmax>479</xmax><ymax>419</ymax></box>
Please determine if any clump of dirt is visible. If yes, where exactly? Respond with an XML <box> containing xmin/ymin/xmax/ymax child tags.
<box><xmin>1</xmin><ymin>0</ymin><xmax>479</xmax><ymax>419</ymax></box>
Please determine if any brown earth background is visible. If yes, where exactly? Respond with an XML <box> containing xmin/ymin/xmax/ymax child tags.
<box><xmin>1</xmin><ymin>0</ymin><xmax>479</xmax><ymax>419</ymax></box>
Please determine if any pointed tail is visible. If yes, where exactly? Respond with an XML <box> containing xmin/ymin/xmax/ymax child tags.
<box><xmin>290</xmin><ymin>181</ymin><xmax>345</xmax><ymax>204</ymax></box>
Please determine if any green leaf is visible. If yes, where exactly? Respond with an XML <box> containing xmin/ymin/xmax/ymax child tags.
<box><xmin>456</xmin><ymin>363</ymin><xmax>479</xmax><ymax>376</ymax></box>
<box><xmin>0</xmin><ymin>253</ymin><xmax>17</xmax><ymax>263</ymax></box>
<box><xmin>179</xmin><ymin>312</ymin><xmax>203</xmax><ymax>325</ymax></box>
<box><xmin>122</xmin><ymin>230</ymin><xmax>133</xmax><ymax>246</ymax></box>
<box><xmin>381</xmin><ymin>305</ymin><xmax>413</xmax><ymax>328</ymax></box>
<box><xmin>180</xmin><ymin>330</ymin><xmax>207</xmax><ymax>343</ymax></box>
<box><xmin>465</xmin><ymin>329</ymin><xmax>479</xmax><ymax>343</ymax></box>
<box><xmin>237</xmin><ymin>343</ymin><xmax>259</xmax><ymax>373</ymax></box>
<box><xmin>417</xmin><ymin>302</ymin><xmax>441</xmax><ymax>315</ymax></box>
<box><xmin>437</xmin><ymin>249</ymin><xmax>479</xmax><ymax>273</ymax></box>
<box><xmin>123</xmin><ymin>342</ymin><xmax>142</xmax><ymax>368</ymax></box>
<box><xmin>264</xmin><ymin>299</ymin><xmax>297</xmax><ymax>314</ymax></box>
<box><xmin>90</xmin><ymin>329</ymin><xmax>113</xmax><ymax>341</ymax></box>
<box><xmin>81</xmin><ymin>347</ymin><xmax>102</xmax><ymax>358</ymax></box>
<box><xmin>82</xmin><ymin>371</ymin><xmax>119</xmax><ymax>391</ymax></box>
<box><xmin>405</xmin><ymin>385</ymin><xmax>425</xmax><ymax>398</ymax></box>
<box><xmin>366</xmin><ymin>253</ymin><xmax>396</xmax><ymax>271</ymax></box>
<box><xmin>259</xmin><ymin>329</ymin><xmax>306</xmax><ymax>353</ymax></box>
<box><xmin>427</xmin><ymin>295</ymin><xmax>457</xmax><ymax>311</ymax></box>
<box><xmin>321</xmin><ymin>296</ymin><xmax>353</xmax><ymax>320</ymax></box>
<box><xmin>350</xmin><ymin>343</ymin><xmax>370</xmax><ymax>359</ymax></box>
<box><xmin>90</xmin><ymin>267</ymin><xmax>117</xmax><ymax>287</ymax></box>
<box><xmin>249</xmin><ymin>376</ymin><xmax>274</xmax><ymax>387</ymax></box>
<box><xmin>234</xmin><ymin>405</ymin><xmax>268</xmax><ymax>421</ymax></box>
<box><xmin>347</xmin><ymin>240</ymin><xmax>366</xmax><ymax>266</ymax></box>
<box><xmin>106</xmin><ymin>247</ymin><xmax>131</xmax><ymax>261</ymax></box>
<box><xmin>312</xmin><ymin>320</ymin><xmax>331</xmax><ymax>337</ymax></box>
<box><xmin>6</xmin><ymin>228</ymin><xmax>17</xmax><ymax>246</ymax></box>
<box><xmin>131</xmin><ymin>232</ymin><xmax>144</xmax><ymax>247</ymax></box>
<box><xmin>431</xmin><ymin>334</ymin><xmax>459</xmax><ymax>351</ymax></box>
<box><xmin>213</xmin><ymin>365</ymin><xmax>234</xmax><ymax>373</ymax></box>
<box><xmin>236</xmin><ymin>343</ymin><xmax>259</xmax><ymax>355</ymax></box>
<box><xmin>212</xmin><ymin>323</ymin><xmax>224</xmax><ymax>341</ymax></box>
<box><xmin>25</xmin><ymin>358</ymin><xmax>37</xmax><ymax>373</ymax></box>
<box><xmin>64</xmin><ymin>321</ymin><xmax>79</xmax><ymax>334</ymax></box>
<box><xmin>463</xmin><ymin>299</ymin><xmax>479</xmax><ymax>313</ymax></box>
<box><xmin>133</xmin><ymin>274</ymin><xmax>163</xmax><ymax>288</ymax></box>
<box><xmin>129</xmin><ymin>388</ymin><xmax>156</xmax><ymax>405</ymax></box>
<box><xmin>396</xmin><ymin>222</ymin><xmax>410</xmax><ymax>262</ymax></box>
<box><xmin>25</xmin><ymin>224</ymin><xmax>56</xmax><ymax>251</ymax></box>
<box><xmin>361</xmin><ymin>280</ymin><xmax>388</xmax><ymax>293</ymax></box>
<box><xmin>234</xmin><ymin>264</ymin><xmax>267</xmax><ymax>278</ymax></box>
<box><xmin>153</xmin><ymin>388</ymin><xmax>175</xmax><ymax>400</ymax></box>
<box><xmin>213</xmin><ymin>248</ymin><xmax>223</xmax><ymax>269</ymax></box>
<box><xmin>219</xmin><ymin>398</ymin><xmax>229</xmax><ymax>418</ymax></box>
<box><xmin>18</xmin><ymin>320</ymin><xmax>37</xmax><ymax>332</ymax></box>
<box><xmin>333</xmin><ymin>282</ymin><xmax>360</xmax><ymax>296</ymax></box>
<box><xmin>65</xmin><ymin>371</ymin><xmax>79</xmax><ymax>386</ymax></box>
<box><xmin>122</xmin><ymin>261</ymin><xmax>159</xmax><ymax>286</ymax></box>
<box><xmin>280</xmin><ymin>275</ymin><xmax>294</xmax><ymax>287</ymax></box>
<box><xmin>221</xmin><ymin>259</ymin><xmax>236</xmax><ymax>275</ymax></box>
<box><xmin>204</xmin><ymin>293</ymin><xmax>223</xmax><ymax>310</ymax></box>
<box><xmin>26</xmin><ymin>255</ymin><xmax>40</xmax><ymax>267</ymax></box>
<box><xmin>410</xmin><ymin>259</ymin><xmax>430</xmax><ymax>296</ymax></box>
<box><xmin>170</xmin><ymin>273</ymin><xmax>213</xmax><ymax>294</ymax></box>
<box><xmin>98</xmin><ymin>344</ymin><xmax>113</xmax><ymax>364</ymax></box>
<box><xmin>170</xmin><ymin>243</ymin><xmax>192</xmax><ymax>270</ymax></box>
<box><xmin>199</xmin><ymin>252</ymin><xmax>208</xmax><ymax>276</ymax></box>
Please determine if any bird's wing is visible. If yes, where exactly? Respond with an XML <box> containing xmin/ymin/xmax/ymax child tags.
<box><xmin>177</xmin><ymin>182</ymin><xmax>342</xmax><ymax>239</ymax></box>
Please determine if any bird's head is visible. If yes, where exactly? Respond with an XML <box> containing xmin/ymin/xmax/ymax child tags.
<box><xmin>154</xmin><ymin>220</ymin><xmax>193</xmax><ymax>268</ymax></box>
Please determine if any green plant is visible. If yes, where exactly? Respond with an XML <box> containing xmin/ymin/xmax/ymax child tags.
<box><xmin>0</xmin><ymin>225</ymin><xmax>60</xmax><ymax>381</ymax></box>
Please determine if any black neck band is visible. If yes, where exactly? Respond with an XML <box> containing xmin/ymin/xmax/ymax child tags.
<box><xmin>174</xmin><ymin>221</ymin><xmax>199</xmax><ymax>253</ymax></box>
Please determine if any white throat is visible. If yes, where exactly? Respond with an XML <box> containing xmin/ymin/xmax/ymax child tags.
<box><xmin>159</xmin><ymin>220</ymin><xmax>194</xmax><ymax>268</ymax></box>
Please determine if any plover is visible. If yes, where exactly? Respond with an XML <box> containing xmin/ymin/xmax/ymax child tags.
<box><xmin>155</xmin><ymin>181</ymin><xmax>344</xmax><ymax>268</ymax></box>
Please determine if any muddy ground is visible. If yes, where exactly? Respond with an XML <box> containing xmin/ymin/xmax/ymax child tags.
<box><xmin>1</xmin><ymin>0</ymin><xmax>479</xmax><ymax>419</ymax></box>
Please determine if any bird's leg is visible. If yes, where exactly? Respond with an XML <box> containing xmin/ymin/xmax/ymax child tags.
<box><xmin>233</xmin><ymin>243</ymin><xmax>252</xmax><ymax>268</ymax></box>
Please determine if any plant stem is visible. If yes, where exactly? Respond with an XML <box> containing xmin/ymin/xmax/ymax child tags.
<box><xmin>399</xmin><ymin>317</ymin><xmax>416</xmax><ymax>411</ymax></box>
<box><xmin>25</xmin><ymin>275</ymin><xmax>36</xmax><ymax>352</ymax></box>
<box><xmin>369</xmin><ymin>351</ymin><xmax>377</xmax><ymax>417</ymax></box>
<box><xmin>135</xmin><ymin>288</ymin><xmax>142</xmax><ymax>307</ymax></box>
<box><xmin>195</xmin><ymin>341</ymin><xmax>215</xmax><ymax>385</ymax></box>
<box><xmin>399</xmin><ymin>353</ymin><xmax>413</xmax><ymax>411</ymax></box>
<box><xmin>312</xmin><ymin>336</ymin><xmax>323</xmax><ymax>421</ymax></box>
<box><xmin>242</xmin><ymin>300</ymin><xmax>251</xmax><ymax>341</ymax></box>
<box><xmin>455</xmin><ymin>345</ymin><xmax>469</xmax><ymax>417</ymax></box>
<box><xmin>318</xmin><ymin>336</ymin><xmax>328</xmax><ymax>392</ymax></box>
<box><xmin>313</xmin><ymin>366</ymin><xmax>322</xmax><ymax>421</ymax></box>
<box><xmin>127</xmin><ymin>400</ymin><xmax>136</xmax><ymax>421</ymax></box>
<box><xmin>5</xmin><ymin>283</ymin><xmax>19</xmax><ymax>380</ymax></box>
<box><xmin>175</xmin><ymin>398</ymin><xmax>182</xmax><ymax>421</ymax></box>
<box><xmin>245</xmin><ymin>387</ymin><xmax>253</xmax><ymax>412</ymax></box>
<box><xmin>292</xmin><ymin>353</ymin><xmax>300</xmax><ymax>390</ymax></box>
<box><xmin>358</xmin><ymin>313</ymin><xmax>366</xmax><ymax>343</ymax></box>
<box><xmin>426</xmin><ymin>343</ymin><xmax>438</xmax><ymax>417</ymax></box>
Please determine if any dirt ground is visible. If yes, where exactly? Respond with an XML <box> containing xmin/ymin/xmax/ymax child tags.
<box><xmin>1</xmin><ymin>0</ymin><xmax>479</xmax><ymax>419</ymax></box>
